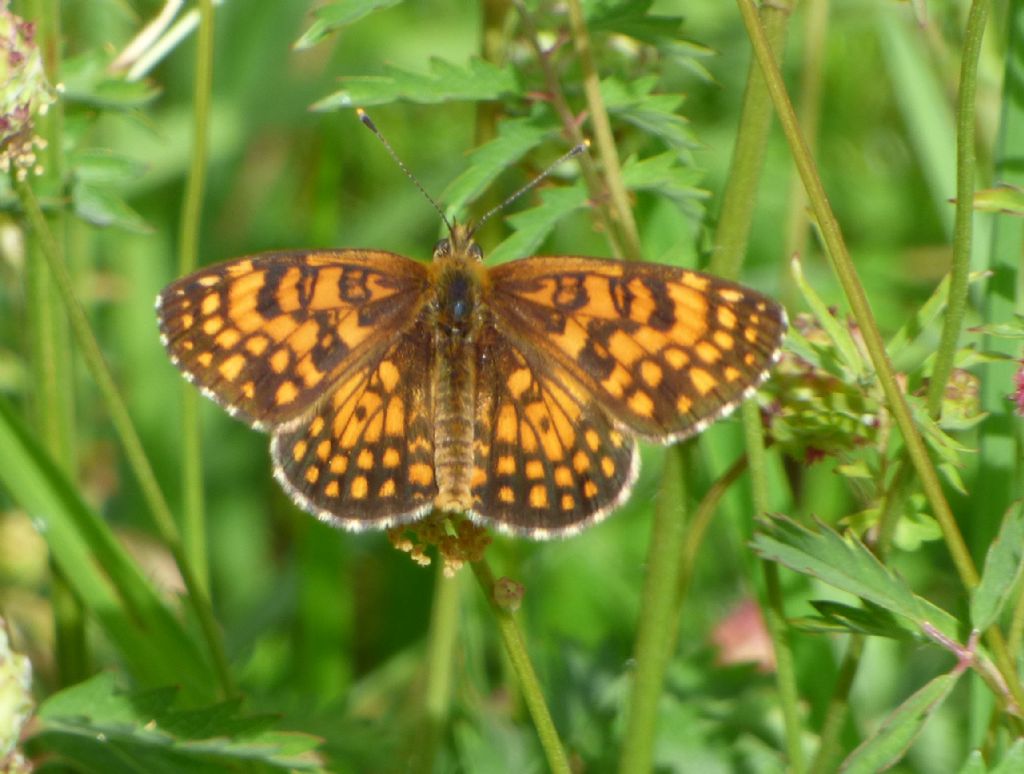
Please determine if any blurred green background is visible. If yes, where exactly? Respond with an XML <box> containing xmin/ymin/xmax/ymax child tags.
<box><xmin>2</xmin><ymin>1</ymin><xmax>1023</xmax><ymax>772</ymax></box>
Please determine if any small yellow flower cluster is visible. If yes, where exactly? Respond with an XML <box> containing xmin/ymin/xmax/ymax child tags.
<box><xmin>387</xmin><ymin>514</ymin><xmax>492</xmax><ymax>576</ymax></box>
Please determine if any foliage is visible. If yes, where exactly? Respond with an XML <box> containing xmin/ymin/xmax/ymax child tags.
<box><xmin>1</xmin><ymin>0</ymin><xmax>1023</xmax><ymax>772</ymax></box>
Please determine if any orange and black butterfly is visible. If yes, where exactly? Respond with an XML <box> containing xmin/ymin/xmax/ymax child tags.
<box><xmin>157</xmin><ymin>118</ymin><xmax>786</xmax><ymax>538</ymax></box>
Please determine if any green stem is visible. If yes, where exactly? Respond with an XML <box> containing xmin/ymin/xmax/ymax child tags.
<box><xmin>709</xmin><ymin>1</ymin><xmax>791</xmax><ymax>277</ymax></box>
<box><xmin>925</xmin><ymin>0</ymin><xmax>989</xmax><ymax>417</ymax></box>
<box><xmin>744</xmin><ymin>403</ymin><xmax>805</xmax><ymax>773</ymax></box>
<box><xmin>618</xmin><ymin>445</ymin><xmax>688</xmax><ymax>774</ymax></box>
<box><xmin>472</xmin><ymin>560</ymin><xmax>570</xmax><ymax>774</ymax></box>
<box><xmin>177</xmin><ymin>0</ymin><xmax>216</xmax><ymax>594</ymax></box>
<box><xmin>808</xmin><ymin>635</ymin><xmax>865</xmax><ymax>774</ymax></box>
<box><xmin>737</xmin><ymin>0</ymin><xmax>1024</xmax><ymax>714</ymax></box>
<box><xmin>15</xmin><ymin>179</ymin><xmax>233</xmax><ymax>698</ymax></box>
<box><xmin>564</xmin><ymin>0</ymin><xmax>642</xmax><ymax>261</ymax></box>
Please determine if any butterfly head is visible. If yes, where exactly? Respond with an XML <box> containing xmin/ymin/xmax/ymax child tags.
<box><xmin>433</xmin><ymin>221</ymin><xmax>484</xmax><ymax>264</ymax></box>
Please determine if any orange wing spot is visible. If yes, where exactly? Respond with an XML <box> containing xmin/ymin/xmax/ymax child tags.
<box><xmin>696</xmin><ymin>342</ymin><xmax>722</xmax><ymax>364</ymax></box>
<box><xmin>713</xmin><ymin>330</ymin><xmax>735</xmax><ymax>351</ymax></box>
<box><xmin>498</xmin><ymin>486</ymin><xmax>515</xmax><ymax>504</ymax></box>
<box><xmin>470</xmin><ymin>466</ymin><xmax>487</xmax><ymax>488</ymax></box>
<box><xmin>408</xmin><ymin>435</ymin><xmax>431</xmax><ymax>453</ymax></box>
<box><xmin>526</xmin><ymin>460</ymin><xmax>545</xmax><ymax>479</ymax></box>
<box><xmin>292</xmin><ymin>440</ymin><xmax>308</xmax><ymax>462</ymax></box>
<box><xmin>384</xmin><ymin>396</ymin><xmax>405</xmax><ymax>436</ymax></box>
<box><xmin>640</xmin><ymin>360</ymin><xmax>663</xmax><ymax>388</ymax></box>
<box><xmin>550</xmin><ymin>317</ymin><xmax>588</xmax><ymax>360</ymax></box>
<box><xmin>749</xmin><ymin>313</ymin><xmax>761</xmax><ymax>324</ymax></box>
<box><xmin>663</xmin><ymin>347</ymin><xmax>690</xmax><ymax>370</ymax></box>
<box><xmin>329</xmin><ymin>455</ymin><xmax>348</xmax><ymax>474</ymax></box>
<box><xmin>325</xmin><ymin>480</ymin><xmax>340</xmax><ymax>498</ymax></box>
<box><xmin>585</xmin><ymin>429</ymin><xmax>601</xmax><ymax>451</ymax></box>
<box><xmin>718</xmin><ymin>288</ymin><xmax>745</xmax><ymax>303</ymax></box>
<box><xmin>609</xmin><ymin>430</ymin><xmax>625</xmax><ymax>447</ymax></box>
<box><xmin>507</xmin><ymin>368</ymin><xmax>533</xmax><ymax>399</ymax></box>
<box><xmin>202</xmin><ymin>316</ymin><xmax>224</xmax><ymax>336</ymax></box>
<box><xmin>218</xmin><ymin>353</ymin><xmax>246</xmax><ymax>383</ymax></box>
<box><xmin>600</xmin><ymin>363</ymin><xmax>633</xmax><ymax>399</ymax></box>
<box><xmin>628</xmin><ymin>390</ymin><xmax>655</xmax><ymax>418</ymax></box>
<box><xmin>336</xmin><ymin>317</ymin><xmax>374</xmax><ymax>350</ymax></box>
<box><xmin>233</xmin><ymin>311</ymin><xmax>264</xmax><ymax>334</ymax></box>
<box><xmin>496</xmin><ymin>455</ymin><xmax>516</xmax><ymax>475</ymax></box>
<box><xmin>676</xmin><ymin>394</ymin><xmax>693</xmax><ymax>414</ymax></box>
<box><xmin>744</xmin><ymin>352</ymin><xmax>756</xmax><ymax>366</ymax></box>
<box><xmin>379</xmin><ymin>479</ymin><xmax>396</xmax><ymax>497</ymax></box>
<box><xmin>316</xmin><ymin>440</ymin><xmax>331</xmax><ymax>461</ymax></box>
<box><xmin>197</xmin><ymin>275</ymin><xmax>221</xmax><ymax>288</ymax></box>
<box><xmin>339</xmin><ymin>392</ymin><xmax>382</xmax><ymax>446</ymax></box>
<box><xmin>270</xmin><ymin>348</ymin><xmax>290</xmax><ymax>373</ymax></box>
<box><xmin>572</xmin><ymin>450</ymin><xmax>590</xmax><ymax>473</ymax></box>
<box><xmin>290</xmin><ymin>319</ymin><xmax>320</xmax><ymax>355</ymax></box>
<box><xmin>275</xmin><ymin>380</ymin><xmax>299</xmax><ymax>405</ymax></box>
<box><xmin>310</xmin><ymin>415</ymin><xmax>325</xmax><ymax>436</ymax></box>
<box><xmin>245</xmin><ymin>335</ymin><xmax>269</xmax><ymax>355</ymax></box>
<box><xmin>275</xmin><ymin>267</ymin><xmax>303</xmax><ymax>313</ymax></box>
<box><xmin>357</xmin><ymin>449</ymin><xmax>374</xmax><ymax>470</ymax></box>
<box><xmin>351</xmin><ymin>475</ymin><xmax>369</xmax><ymax>499</ymax></box>
<box><xmin>744</xmin><ymin>327</ymin><xmax>759</xmax><ymax>343</ymax></box>
<box><xmin>305</xmin><ymin>466</ymin><xmax>320</xmax><ymax>484</ymax></box>
<box><xmin>561</xmin><ymin>493</ymin><xmax>576</xmax><ymax>511</ymax></box>
<box><xmin>668</xmin><ymin>287</ymin><xmax>708</xmax><ymax>339</ymax></box>
<box><xmin>519</xmin><ymin>422</ymin><xmax>538</xmax><ymax>453</ymax></box>
<box><xmin>383</xmin><ymin>447</ymin><xmax>401</xmax><ymax>467</ymax></box>
<box><xmin>179</xmin><ymin>313</ymin><xmax>195</xmax><ymax>330</ymax></box>
<box><xmin>626</xmin><ymin>278</ymin><xmax>656</xmax><ymax>324</ymax></box>
<box><xmin>296</xmin><ymin>357</ymin><xmax>325</xmax><ymax>389</ymax></box>
<box><xmin>633</xmin><ymin>325</ymin><xmax>668</xmax><ymax>354</ymax></box>
<box><xmin>200</xmin><ymin>294</ymin><xmax>220</xmax><ymax>316</ymax></box>
<box><xmin>681</xmin><ymin>272</ymin><xmax>710</xmax><ymax>291</ymax></box>
<box><xmin>215</xmin><ymin>328</ymin><xmax>241</xmax><ymax>349</ymax></box>
<box><xmin>496</xmin><ymin>404</ymin><xmax>518</xmax><ymax>443</ymax></box>
<box><xmin>225</xmin><ymin>259</ymin><xmax>254</xmax><ymax>277</ymax></box>
<box><xmin>227</xmin><ymin>270</ymin><xmax>265</xmax><ymax>299</ymax></box>
<box><xmin>717</xmin><ymin>306</ymin><xmax>738</xmax><ymax>329</ymax></box>
<box><xmin>554</xmin><ymin>465</ymin><xmax>573</xmax><ymax>487</ymax></box>
<box><xmin>310</xmin><ymin>268</ymin><xmax>342</xmax><ymax>309</ymax></box>
<box><xmin>182</xmin><ymin>341</ymin><xmax>195</xmax><ymax>351</ymax></box>
<box><xmin>529</xmin><ymin>484</ymin><xmax>549</xmax><ymax>509</ymax></box>
<box><xmin>724</xmin><ymin>366</ymin><xmax>742</xmax><ymax>382</ymax></box>
<box><xmin>525</xmin><ymin>404</ymin><xmax>565</xmax><ymax>462</ymax></box>
<box><xmin>378</xmin><ymin>360</ymin><xmax>400</xmax><ymax>392</ymax></box>
<box><xmin>583</xmin><ymin>480</ymin><xmax>599</xmax><ymax>498</ymax></box>
<box><xmin>690</xmin><ymin>368</ymin><xmax>717</xmax><ymax>396</ymax></box>
<box><xmin>608</xmin><ymin>330</ymin><xmax>644</xmax><ymax>367</ymax></box>
<box><xmin>265</xmin><ymin>314</ymin><xmax>299</xmax><ymax>342</ymax></box>
<box><xmin>197</xmin><ymin>351</ymin><xmax>213</xmax><ymax>367</ymax></box>
<box><xmin>600</xmin><ymin>456</ymin><xmax>616</xmax><ymax>478</ymax></box>
<box><xmin>409</xmin><ymin>463</ymin><xmax>433</xmax><ymax>486</ymax></box>
<box><xmin>241</xmin><ymin>381</ymin><xmax>255</xmax><ymax>398</ymax></box>
<box><xmin>364</xmin><ymin>409</ymin><xmax>384</xmax><ymax>444</ymax></box>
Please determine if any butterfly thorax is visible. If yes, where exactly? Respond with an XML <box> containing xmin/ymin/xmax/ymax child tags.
<box><xmin>428</xmin><ymin>227</ymin><xmax>488</xmax><ymax>512</ymax></box>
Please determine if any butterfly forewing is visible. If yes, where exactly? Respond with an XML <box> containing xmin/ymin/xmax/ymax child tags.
<box><xmin>471</xmin><ymin>325</ymin><xmax>638</xmax><ymax>536</ymax></box>
<box><xmin>486</xmin><ymin>256</ymin><xmax>786</xmax><ymax>442</ymax></box>
<box><xmin>270</xmin><ymin>320</ymin><xmax>437</xmax><ymax>528</ymax></box>
<box><xmin>157</xmin><ymin>250</ymin><xmax>430</xmax><ymax>428</ymax></box>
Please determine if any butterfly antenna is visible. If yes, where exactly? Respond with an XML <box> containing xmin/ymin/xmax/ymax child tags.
<box><xmin>357</xmin><ymin>108</ymin><xmax>453</xmax><ymax>232</ymax></box>
<box><xmin>474</xmin><ymin>140</ymin><xmax>589</xmax><ymax>233</ymax></box>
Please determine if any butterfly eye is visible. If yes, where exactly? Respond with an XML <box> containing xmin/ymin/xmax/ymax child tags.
<box><xmin>433</xmin><ymin>238</ymin><xmax>451</xmax><ymax>258</ymax></box>
<box><xmin>469</xmin><ymin>243</ymin><xmax>483</xmax><ymax>261</ymax></box>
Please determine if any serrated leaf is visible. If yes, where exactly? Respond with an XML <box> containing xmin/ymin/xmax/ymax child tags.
<box><xmin>72</xmin><ymin>181</ymin><xmax>151</xmax><ymax>233</ymax></box>
<box><xmin>33</xmin><ymin>673</ymin><xmax>324</xmax><ymax>773</ymax></box>
<box><xmin>293</xmin><ymin>0</ymin><xmax>405</xmax><ymax>49</ymax></box>
<box><xmin>313</xmin><ymin>58</ymin><xmax>518</xmax><ymax>109</ymax></box>
<box><xmin>971</xmin><ymin>501</ymin><xmax>1024</xmax><ymax>631</ymax></box>
<box><xmin>440</xmin><ymin>117</ymin><xmax>554</xmax><ymax>215</ymax></box>
<box><xmin>751</xmin><ymin>516</ymin><xmax>960</xmax><ymax>642</ymax></box>
<box><xmin>587</xmin><ymin>0</ymin><xmax>683</xmax><ymax>44</ymax></box>
<box><xmin>840</xmin><ymin>672</ymin><xmax>960</xmax><ymax>773</ymax></box>
<box><xmin>488</xmin><ymin>184</ymin><xmax>589</xmax><ymax>265</ymax></box>
<box><xmin>601</xmin><ymin>76</ymin><xmax>694</xmax><ymax>150</ymax></box>
<box><xmin>620</xmin><ymin>151</ymin><xmax>702</xmax><ymax>204</ymax></box>
<box><xmin>806</xmin><ymin>600</ymin><xmax>916</xmax><ymax>640</ymax></box>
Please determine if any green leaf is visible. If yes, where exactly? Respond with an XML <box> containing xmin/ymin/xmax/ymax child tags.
<box><xmin>620</xmin><ymin>151</ymin><xmax>703</xmax><ymax>206</ymax></box>
<box><xmin>440</xmin><ymin>117</ymin><xmax>555</xmax><ymax>216</ymax></box>
<box><xmin>802</xmin><ymin>600</ymin><xmax>917</xmax><ymax>640</ymax></box>
<box><xmin>971</xmin><ymin>501</ymin><xmax>1024</xmax><ymax>631</ymax></box>
<box><xmin>60</xmin><ymin>50</ymin><xmax>160</xmax><ymax>109</ymax></box>
<box><xmin>751</xmin><ymin>516</ymin><xmax>961</xmax><ymax>642</ymax></box>
<box><xmin>32</xmin><ymin>673</ymin><xmax>324</xmax><ymax>773</ymax></box>
<box><xmin>970</xmin><ymin>316</ymin><xmax>1024</xmax><ymax>339</ymax></box>
<box><xmin>586</xmin><ymin>0</ymin><xmax>683</xmax><ymax>44</ymax></box>
<box><xmin>991</xmin><ymin>740</ymin><xmax>1024</xmax><ymax>774</ymax></box>
<box><xmin>72</xmin><ymin>180</ymin><xmax>152</xmax><ymax>233</ymax></box>
<box><xmin>601</xmin><ymin>76</ymin><xmax>694</xmax><ymax>150</ymax></box>
<box><xmin>488</xmin><ymin>184</ymin><xmax>589</xmax><ymax>265</ymax></box>
<box><xmin>839</xmin><ymin>672</ymin><xmax>960</xmax><ymax>773</ymax></box>
<box><xmin>887</xmin><ymin>270</ymin><xmax>989</xmax><ymax>362</ymax></box>
<box><xmin>973</xmin><ymin>184</ymin><xmax>1024</xmax><ymax>216</ymax></box>
<box><xmin>69</xmin><ymin>148</ymin><xmax>148</xmax><ymax>184</ymax></box>
<box><xmin>293</xmin><ymin>0</ymin><xmax>405</xmax><ymax>49</ymax></box>
<box><xmin>0</xmin><ymin>399</ymin><xmax>214</xmax><ymax>699</ymax></box>
<box><xmin>312</xmin><ymin>58</ymin><xmax>519</xmax><ymax>109</ymax></box>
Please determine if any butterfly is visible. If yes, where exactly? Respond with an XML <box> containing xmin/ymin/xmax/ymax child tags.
<box><xmin>156</xmin><ymin>217</ymin><xmax>786</xmax><ymax>538</ymax></box>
